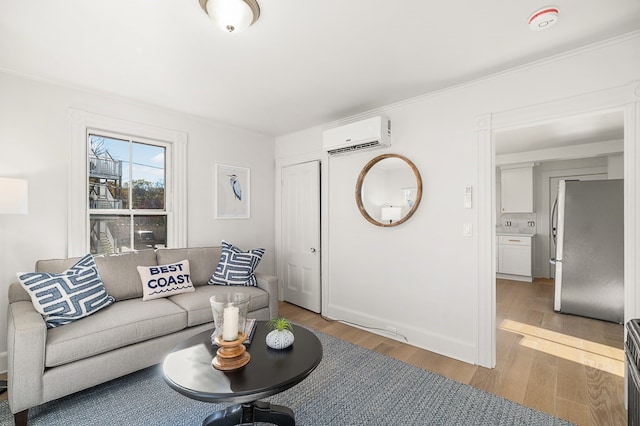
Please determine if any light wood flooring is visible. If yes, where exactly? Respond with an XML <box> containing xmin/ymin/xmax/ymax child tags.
<box><xmin>0</xmin><ymin>373</ymin><xmax>5</xmax><ymax>403</ymax></box>
<box><xmin>280</xmin><ymin>278</ymin><xmax>626</xmax><ymax>426</ymax></box>
<box><xmin>0</xmin><ymin>279</ymin><xmax>622</xmax><ymax>424</ymax></box>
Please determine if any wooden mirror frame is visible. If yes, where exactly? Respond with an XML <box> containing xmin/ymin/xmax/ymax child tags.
<box><xmin>355</xmin><ymin>153</ymin><xmax>423</xmax><ymax>227</ymax></box>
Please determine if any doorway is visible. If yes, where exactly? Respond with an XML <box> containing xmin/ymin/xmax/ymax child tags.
<box><xmin>489</xmin><ymin>111</ymin><xmax>627</xmax><ymax>421</ymax></box>
<box><xmin>475</xmin><ymin>84</ymin><xmax>639</xmax><ymax>369</ymax></box>
<box><xmin>493</xmin><ymin>113</ymin><xmax>624</xmax><ymax>321</ymax></box>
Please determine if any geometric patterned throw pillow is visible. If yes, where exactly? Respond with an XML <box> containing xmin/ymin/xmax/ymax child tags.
<box><xmin>137</xmin><ymin>260</ymin><xmax>194</xmax><ymax>301</ymax></box>
<box><xmin>208</xmin><ymin>240</ymin><xmax>265</xmax><ymax>287</ymax></box>
<box><xmin>17</xmin><ymin>253</ymin><xmax>115</xmax><ymax>328</ymax></box>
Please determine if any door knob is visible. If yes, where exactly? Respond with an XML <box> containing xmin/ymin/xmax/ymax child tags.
<box><xmin>310</xmin><ymin>248</ymin><xmax>316</xmax><ymax>253</ymax></box>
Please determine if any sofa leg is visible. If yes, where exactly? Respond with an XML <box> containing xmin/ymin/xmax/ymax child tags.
<box><xmin>14</xmin><ymin>410</ymin><xmax>28</xmax><ymax>426</ymax></box>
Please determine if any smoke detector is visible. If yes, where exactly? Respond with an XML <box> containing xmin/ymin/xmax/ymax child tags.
<box><xmin>528</xmin><ymin>7</ymin><xmax>559</xmax><ymax>31</ymax></box>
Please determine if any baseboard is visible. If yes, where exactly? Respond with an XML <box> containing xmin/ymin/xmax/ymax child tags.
<box><xmin>496</xmin><ymin>273</ymin><xmax>533</xmax><ymax>282</ymax></box>
<box><xmin>324</xmin><ymin>303</ymin><xmax>477</xmax><ymax>365</ymax></box>
<box><xmin>533</xmin><ymin>268</ymin><xmax>552</xmax><ymax>280</ymax></box>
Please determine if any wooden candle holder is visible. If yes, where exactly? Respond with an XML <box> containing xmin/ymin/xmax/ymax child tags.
<box><xmin>212</xmin><ymin>332</ymin><xmax>250</xmax><ymax>371</ymax></box>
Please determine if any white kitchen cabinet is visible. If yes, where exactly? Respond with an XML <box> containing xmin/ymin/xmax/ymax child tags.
<box><xmin>500</xmin><ymin>165</ymin><xmax>534</xmax><ymax>213</ymax></box>
<box><xmin>497</xmin><ymin>235</ymin><xmax>532</xmax><ymax>281</ymax></box>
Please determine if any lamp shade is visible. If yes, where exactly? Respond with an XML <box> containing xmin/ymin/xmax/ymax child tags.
<box><xmin>381</xmin><ymin>206</ymin><xmax>401</xmax><ymax>222</ymax></box>
<box><xmin>201</xmin><ymin>0</ymin><xmax>260</xmax><ymax>33</ymax></box>
<box><xmin>0</xmin><ymin>177</ymin><xmax>28</xmax><ymax>215</ymax></box>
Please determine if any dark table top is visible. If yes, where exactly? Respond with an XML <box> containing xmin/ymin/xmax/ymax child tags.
<box><xmin>162</xmin><ymin>322</ymin><xmax>323</xmax><ymax>404</ymax></box>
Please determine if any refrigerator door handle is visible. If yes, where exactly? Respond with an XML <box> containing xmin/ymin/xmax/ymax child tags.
<box><xmin>550</xmin><ymin>196</ymin><xmax>558</xmax><ymax>248</ymax></box>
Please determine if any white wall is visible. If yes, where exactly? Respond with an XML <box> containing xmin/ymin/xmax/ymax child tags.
<box><xmin>0</xmin><ymin>72</ymin><xmax>276</xmax><ymax>372</ymax></box>
<box><xmin>275</xmin><ymin>33</ymin><xmax>640</xmax><ymax>364</ymax></box>
<box><xmin>609</xmin><ymin>154</ymin><xmax>624</xmax><ymax>179</ymax></box>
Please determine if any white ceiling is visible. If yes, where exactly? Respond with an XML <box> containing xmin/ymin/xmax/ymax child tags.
<box><xmin>1</xmin><ymin>1</ymin><xmax>639</xmax><ymax>137</ymax></box>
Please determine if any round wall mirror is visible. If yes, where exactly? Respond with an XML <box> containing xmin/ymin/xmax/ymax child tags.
<box><xmin>355</xmin><ymin>153</ymin><xmax>423</xmax><ymax>227</ymax></box>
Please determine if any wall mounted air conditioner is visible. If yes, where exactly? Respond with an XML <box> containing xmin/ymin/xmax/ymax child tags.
<box><xmin>322</xmin><ymin>116</ymin><xmax>391</xmax><ymax>155</ymax></box>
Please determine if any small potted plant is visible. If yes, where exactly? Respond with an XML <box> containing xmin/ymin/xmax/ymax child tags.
<box><xmin>265</xmin><ymin>317</ymin><xmax>295</xmax><ymax>349</ymax></box>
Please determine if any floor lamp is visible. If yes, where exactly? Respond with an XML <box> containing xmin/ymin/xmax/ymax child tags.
<box><xmin>0</xmin><ymin>177</ymin><xmax>29</xmax><ymax>393</ymax></box>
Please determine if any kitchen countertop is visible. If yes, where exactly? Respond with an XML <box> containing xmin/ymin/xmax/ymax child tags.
<box><xmin>496</xmin><ymin>232</ymin><xmax>535</xmax><ymax>237</ymax></box>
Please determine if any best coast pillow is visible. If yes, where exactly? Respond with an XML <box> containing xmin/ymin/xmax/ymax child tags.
<box><xmin>137</xmin><ymin>260</ymin><xmax>194</xmax><ymax>301</ymax></box>
<box><xmin>208</xmin><ymin>240</ymin><xmax>265</xmax><ymax>287</ymax></box>
<box><xmin>17</xmin><ymin>254</ymin><xmax>115</xmax><ymax>328</ymax></box>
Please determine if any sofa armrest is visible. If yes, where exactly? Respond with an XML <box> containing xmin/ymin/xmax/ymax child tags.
<box><xmin>254</xmin><ymin>272</ymin><xmax>278</xmax><ymax>319</ymax></box>
<box><xmin>7</xmin><ymin>300</ymin><xmax>47</xmax><ymax>413</ymax></box>
<box><xmin>8</xmin><ymin>282</ymin><xmax>30</xmax><ymax>303</ymax></box>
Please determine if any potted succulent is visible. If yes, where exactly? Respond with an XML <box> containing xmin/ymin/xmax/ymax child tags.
<box><xmin>265</xmin><ymin>317</ymin><xmax>295</xmax><ymax>349</ymax></box>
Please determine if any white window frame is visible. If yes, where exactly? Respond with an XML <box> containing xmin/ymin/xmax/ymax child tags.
<box><xmin>88</xmin><ymin>130</ymin><xmax>171</xmax><ymax>253</ymax></box>
<box><xmin>69</xmin><ymin>109</ymin><xmax>187</xmax><ymax>257</ymax></box>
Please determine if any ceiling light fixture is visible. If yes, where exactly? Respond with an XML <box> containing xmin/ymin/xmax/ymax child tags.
<box><xmin>199</xmin><ymin>0</ymin><xmax>260</xmax><ymax>33</ymax></box>
<box><xmin>528</xmin><ymin>6</ymin><xmax>559</xmax><ymax>31</ymax></box>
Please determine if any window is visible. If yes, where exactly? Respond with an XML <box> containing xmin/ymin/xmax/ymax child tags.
<box><xmin>69</xmin><ymin>109</ymin><xmax>187</xmax><ymax>257</ymax></box>
<box><xmin>88</xmin><ymin>133</ymin><xmax>168</xmax><ymax>254</ymax></box>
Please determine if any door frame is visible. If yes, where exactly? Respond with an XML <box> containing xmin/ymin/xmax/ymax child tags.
<box><xmin>475</xmin><ymin>82</ymin><xmax>640</xmax><ymax>368</ymax></box>
<box><xmin>275</xmin><ymin>153</ymin><xmax>328</xmax><ymax>308</ymax></box>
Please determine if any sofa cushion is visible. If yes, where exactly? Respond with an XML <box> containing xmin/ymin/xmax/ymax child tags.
<box><xmin>137</xmin><ymin>260</ymin><xmax>194</xmax><ymax>301</ymax></box>
<box><xmin>208</xmin><ymin>241</ymin><xmax>265</xmax><ymax>287</ymax></box>
<box><xmin>169</xmin><ymin>285</ymin><xmax>269</xmax><ymax>327</ymax></box>
<box><xmin>35</xmin><ymin>256</ymin><xmax>84</xmax><ymax>274</ymax></box>
<box><xmin>94</xmin><ymin>250</ymin><xmax>158</xmax><ymax>300</ymax></box>
<box><xmin>45</xmin><ymin>297</ymin><xmax>188</xmax><ymax>367</ymax></box>
<box><xmin>17</xmin><ymin>254</ymin><xmax>115</xmax><ymax>328</ymax></box>
<box><xmin>36</xmin><ymin>250</ymin><xmax>158</xmax><ymax>301</ymax></box>
<box><xmin>156</xmin><ymin>247</ymin><xmax>221</xmax><ymax>286</ymax></box>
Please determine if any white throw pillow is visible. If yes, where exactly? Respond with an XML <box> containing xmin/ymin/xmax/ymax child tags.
<box><xmin>137</xmin><ymin>260</ymin><xmax>194</xmax><ymax>301</ymax></box>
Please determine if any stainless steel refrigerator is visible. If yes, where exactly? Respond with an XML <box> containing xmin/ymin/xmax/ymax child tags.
<box><xmin>550</xmin><ymin>179</ymin><xmax>624</xmax><ymax>323</ymax></box>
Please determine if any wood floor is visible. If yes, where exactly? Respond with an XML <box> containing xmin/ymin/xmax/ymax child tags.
<box><xmin>280</xmin><ymin>278</ymin><xmax>626</xmax><ymax>426</ymax></box>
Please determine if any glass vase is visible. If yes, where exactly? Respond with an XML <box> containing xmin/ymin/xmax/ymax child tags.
<box><xmin>210</xmin><ymin>293</ymin><xmax>250</xmax><ymax>342</ymax></box>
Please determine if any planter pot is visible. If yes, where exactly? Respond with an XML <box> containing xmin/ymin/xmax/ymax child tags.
<box><xmin>266</xmin><ymin>329</ymin><xmax>295</xmax><ymax>349</ymax></box>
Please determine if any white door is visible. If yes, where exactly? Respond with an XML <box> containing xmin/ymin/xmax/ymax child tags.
<box><xmin>281</xmin><ymin>161</ymin><xmax>321</xmax><ymax>312</ymax></box>
<box><xmin>549</xmin><ymin>173</ymin><xmax>607</xmax><ymax>277</ymax></box>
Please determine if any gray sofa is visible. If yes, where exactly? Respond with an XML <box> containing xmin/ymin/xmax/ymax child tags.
<box><xmin>6</xmin><ymin>246</ymin><xmax>278</xmax><ymax>426</ymax></box>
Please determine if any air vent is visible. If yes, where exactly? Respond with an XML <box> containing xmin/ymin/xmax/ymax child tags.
<box><xmin>326</xmin><ymin>140</ymin><xmax>383</xmax><ymax>155</ymax></box>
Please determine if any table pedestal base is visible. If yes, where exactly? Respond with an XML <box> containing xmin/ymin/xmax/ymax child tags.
<box><xmin>202</xmin><ymin>400</ymin><xmax>294</xmax><ymax>426</ymax></box>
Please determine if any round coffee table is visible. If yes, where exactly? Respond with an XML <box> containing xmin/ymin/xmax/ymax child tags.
<box><xmin>163</xmin><ymin>322</ymin><xmax>322</xmax><ymax>426</ymax></box>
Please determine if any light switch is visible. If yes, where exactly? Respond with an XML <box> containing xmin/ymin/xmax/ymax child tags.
<box><xmin>464</xmin><ymin>185</ymin><xmax>472</xmax><ymax>209</ymax></box>
<box><xmin>464</xmin><ymin>223</ymin><xmax>473</xmax><ymax>236</ymax></box>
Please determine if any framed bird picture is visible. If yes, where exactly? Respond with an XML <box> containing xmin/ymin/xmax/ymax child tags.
<box><xmin>215</xmin><ymin>164</ymin><xmax>250</xmax><ymax>219</ymax></box>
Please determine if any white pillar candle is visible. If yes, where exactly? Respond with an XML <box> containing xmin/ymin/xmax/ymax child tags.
<box><xmin>222</xmin><ymin>305</ymin><xmax>239</xmax><ymax>341</ymax></box>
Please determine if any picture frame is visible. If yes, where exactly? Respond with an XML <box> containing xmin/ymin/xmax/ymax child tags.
<box><xmin>215</xmin><ymin>164</ymin><xmax>250</xmax><ymax>219</ymax></box>
<box><xmin>403</xmin><ymin>187</ymin><xmax>417</xmax><ymax>208</ymax></box>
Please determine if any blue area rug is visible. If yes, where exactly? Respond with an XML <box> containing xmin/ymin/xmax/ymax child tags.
<box><xmin>0</xmin><ymin>327</ymin><xmax>573</xmax><ymax>425</ymax></box>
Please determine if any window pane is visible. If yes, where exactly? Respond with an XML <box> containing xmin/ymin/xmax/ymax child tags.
<box><xmin>89</xmin><ymin>215</ymin><xmax>132</xmax><ymax>255</ymax></box>
<box><xmin>131</xmin><ymin>143</ymin><xmax>165</xmax><ymax>209</ymax></box>
<box><xmin>89</xmin><ymin>135</ymin><xmax>129</xmax><ymax>209</ymax></box>
<box><xmin>134</xmin><ymin>216</ymin><xmax>167</xmax><ymax>250</ymax></box>
<box><xmin>88</xmin><ymin>135</ymin><xmax>168</xmax><ymax>253</ymax></box>
<box><xmin>90</xmin><ymin>215</ymin><xmax>167</xmax><ymax>254</ymax></box>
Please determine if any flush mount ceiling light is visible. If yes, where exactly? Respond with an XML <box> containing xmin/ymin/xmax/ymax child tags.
<box><xmin>199</xmin><ymin>0</ymin><xmax>260</xmax><ymax>33</ymax></box>
<box><xmin>528</xmin><ymin>6</ymin><xmax>559</xmax><ymax>31</ymax></box>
